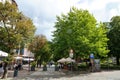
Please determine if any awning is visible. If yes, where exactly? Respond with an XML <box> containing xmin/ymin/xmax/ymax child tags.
<box><xmin>57</xmin><ymin>57</ymin><xmax>75</xmax><ymax>63</ymax></box>
<box><xmin>66</xmin><ymin>57</ymin><xmax>75</xmax><ymax>63</ymax></box>
<box><xmin>57</xmin><ymin>58</ymin><xmax>66</xmax><ymax>63</ymax></box>
<box><xmin>0</xmin><ymin>50</ymin><xmax>8</xmax><ymax>57</ymax></box>
<box><xmin>23</xmin><ymin>58</ymin><xmax>34</xmax><ymax>61</ymax></box>
<box><xmin>14</xmin><ymin>56</ymin><xmax>23</xmax><ymax>60</ymax></box>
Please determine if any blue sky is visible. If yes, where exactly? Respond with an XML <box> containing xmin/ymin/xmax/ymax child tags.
<box><xmin>15</xmin><ymin>0</ymin><xmax>120</xmax><ymax>41</ymax></box>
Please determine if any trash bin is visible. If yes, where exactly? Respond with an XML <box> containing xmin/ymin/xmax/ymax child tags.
<box><xmin>13</xmin><ymin>69</ymin><xmax>18</xmax><ymax>77</ymax></box>
<box><xmin>94</xmin><ymin>59</ymin><xmax>101</xmax><ymax>71</ymax></box>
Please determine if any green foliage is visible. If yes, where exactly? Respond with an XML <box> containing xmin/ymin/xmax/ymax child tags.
<box><xmin>2</xmin><ymin>54</ymin><xmax>14</xmax><ymax>63</ymax></box>
<box><xmin>42</xmin><ymin>61</ymin><xmax>47</xmax><ymax>67</ymax></box>
<box><xmin>0</xmin><ymin>2</ymin><xmax>36</xmax><ymax>53</ymax></box>
<box><xmin>28</xmin><ymin>34</ymin><xmax>51</xmax><ymax>64</ymax></box>
<box><xmin>107</xmin><ymin>16</ymin><xmax>120</xmax><ymax>65</ymax></box>
<box><xmin>52</xmin><ymin>7</ymin><xmax>109</xmax><ymax>61</ymax></box>
<box><xmin>31</xmin><ymin>61</ymin><xmax>36</xmax><ymax>67</ymax></box>
<box><xmin>108</xmin><ymin>16</ymin><xmax>120</xmax><ymax>55</ymax></box>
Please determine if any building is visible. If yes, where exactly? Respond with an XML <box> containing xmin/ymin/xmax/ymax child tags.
<box><xmin>23</xmin><ymin>48</ymin><xmax>34</xmax><ymax>57</ymax></box>
<box><xmin>0</xmin><ymin>0</ymin><xmax>17</xmax><ymax>6</ymax></box>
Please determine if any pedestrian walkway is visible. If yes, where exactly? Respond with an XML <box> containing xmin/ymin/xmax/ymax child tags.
<box><xmin>26</xmin><ymin>66</ymin><xmax>66</xmax><ymax>80</ymax></box>
<box><xmin>26</xmin><ymin>66</ymin><xmax>120</xmax><ymax>80</ymax></box>
<box><xmin>28</xmin><ymin>70</ymin><xmax>120</xmax><ymax>80</ymax></box>
<box><xmin>5</xmin><ymin>66</ymin><xmax>120</xmax><ymax>80</ymax></box>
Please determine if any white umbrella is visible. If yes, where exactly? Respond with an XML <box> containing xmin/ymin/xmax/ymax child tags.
<box><xmin>57</xmin><ymin>58</ymin><xmax>66</xmax><ymax>63</ymax></box>
<box><xmin>14</xmin><ymin>56</ymin><xmax>23</xmax><ymax>60</ymax></box>
<box><xmin>66</xmin><ymin>57</ymin><xmax>75</xmax><ymax>63</ymax></box>
<box><xmin>23</xmin><ymin>58</ymin><xmax>34</xmax><ymax>61</ymax></box>
<box><xmin>0</xmin><ymin>50</ymin><xmax>8</xmax><ymax>57</ymax></box>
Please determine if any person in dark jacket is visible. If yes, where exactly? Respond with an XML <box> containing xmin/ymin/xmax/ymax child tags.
<box><xmin>1</xmin><ymin>61</ymin><xmax>8</xmax><ymax>79</ymax></box>
<box><xmin>13</xmin><ymin>63</ymin><xmax>18</xmax><ymax>77</ymax></box>
<box><xmin>0</xmin><ymin>62</ymin><xmax>4</xmax><ymax>76</ymax></box>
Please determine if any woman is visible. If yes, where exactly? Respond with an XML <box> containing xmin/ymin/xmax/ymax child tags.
<box><xmin>1</xmin><ymin>61</ymin><xmax>8</xmax><ymax>79</ymax></box>
<box><xmin>13</xmin><ymin>63</ymin><xmax>18</xmax><ymax>77</ymax></box>
<box><xmin>0</xmin><ymin>62</ymin><xmax>4</xmax><ymax>76</ymax></box>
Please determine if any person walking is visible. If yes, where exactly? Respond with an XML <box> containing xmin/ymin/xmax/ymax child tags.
<box><xmin>13</xmin><ymin>63</ymin><xmax>18</xmax><ymax>77</ymax></box>
<box><xmin>0</xmin><ymin>62</ymin><xmax>4</xmax><ymax>77</ymax></box>
<box><xmin>1</xmin><ymin>61</ymin><xmax>8</xmax><ymax>79</ymax></box>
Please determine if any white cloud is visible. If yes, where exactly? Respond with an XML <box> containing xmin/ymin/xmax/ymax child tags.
<box><xmin>110</xmin><ymin>9</ymin><xmax>118</xmax><ymax>16</ymax></box>
<box><xmin>15</xmin><ymin>0</ymin><xmax>120</xmax><ymax>41</ymax></box>
<box><xmin>109</xmin><ymin>8</ymin><xmax>120</xmax><ymax>20</ymax></box>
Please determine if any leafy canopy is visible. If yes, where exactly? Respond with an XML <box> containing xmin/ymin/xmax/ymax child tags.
<box><xmin>52</xmin><ymin>7</ymin><xmax>109</xmax><ymax>61</ymax></box>
<box><xmin>0</xmin><ymin>2</ymin><xmax>36</xmax><ymax>53</ymax></box>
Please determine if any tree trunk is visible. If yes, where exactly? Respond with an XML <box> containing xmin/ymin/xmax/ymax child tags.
<box><xmin>39</xmin><ymin>59</ymin><xmax>42</xmax><ymax>68</ymax></box>
<box><xmin>116</xmin><ymin>56</ymin><xmax>119</xmax><ymax>65</ymax></box>
<box><xmin>37</xmin><ymin>60</ymin><xmax>39</xmax><ymax>68</ymax></box>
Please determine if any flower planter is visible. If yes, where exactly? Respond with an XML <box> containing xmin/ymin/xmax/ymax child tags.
<box><xmin>55</xmin><ymin>66</ymin><xmax>59</xmax><ymax>71</ymax></box>
<box><xmin>43</xmin><ymin>66</ymin><xmax>47</xmax><ymax>71</ymax></box>
<box><xmin>31</xmin><ymin>66</ymin><xmax>35</xmax><ymax>71</ymax></box>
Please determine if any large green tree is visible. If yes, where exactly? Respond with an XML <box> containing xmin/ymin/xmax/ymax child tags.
<box><xmin>28</xmin><ymin>34</ymin><xmax>51</xmax><ymax>67</ymax></box>
<box><xmin>52</xmin><ymin>7</ymin><xmax>109</xmax><ymax>61</ymax></box>
<box><xmin>108</xmin><ymin>16</ymin><xmax>120</xmax><ymax>65</ymax></box>
<box><xmin>0</xmin><ymin>2</ymin><xmax>36</xmax><ymax>53</ymax></box>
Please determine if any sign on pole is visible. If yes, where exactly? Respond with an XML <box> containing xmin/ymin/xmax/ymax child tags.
<box><xmin>90</xmin><ymin>53</ymin><xmax>94</xmax><ymax>59</ymax></box>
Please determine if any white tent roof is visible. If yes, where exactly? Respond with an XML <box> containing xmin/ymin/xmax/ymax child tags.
<box><xmin>0</xmin><ymin>50</ymin><xmax>8</xmax><ymax>57</ymax></box>
<box><xmin>14</xmin><ymin>56</ymin><xmax>23</xmax><ymax>60</ymax></box>
<box><xmin>57</xmin><ymin>58</ymin><xmax>66</xmax><ymax>63</ymax></box>
<box><xmin>66</xmin><ymin>57</ymin><xmax>75</xmax><ymax>63</ymax></box>
<box><xmin>23</xmin><ymin>58</ymin><xmax>34</xmax><ymax>61</ymax></box>
<box><xmin>57</xmin><ymin>57</ymin><xmax>75</xmax><ymax>63</ymax></box>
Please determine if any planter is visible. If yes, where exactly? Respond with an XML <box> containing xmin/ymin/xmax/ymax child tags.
<box><xmin>43</xmin><ymin>66</ymin><xmax>47</xmax><ymax>71</ymax></box>
<box><xmin>31</xmin><ymin>66</ymin><xmax>35</xmax><ymax>71</ymax></box>
<box><xmin>30</xmin><ymin>61</ymin><xmax>36</xmax><ymax>71</ymax></box>
<box><xmin>55</xmin><ymin>66</ymin><xmax>59</xmax><ymax>71</ymax></box>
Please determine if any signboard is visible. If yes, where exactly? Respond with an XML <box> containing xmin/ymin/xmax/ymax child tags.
<box><xmin>94</xmin><ymin>59</ymin><xmax>101</xmax><ymax>71</ymax></box>
<box><xmin>90</xmin><ymin>53</ymin><xmax>94</xmax><ymax>59</ymax></box>
<box><xmin>112</xmin><ymin>57</ymin><xmax>116</xmax><ymax>64</ymax></box>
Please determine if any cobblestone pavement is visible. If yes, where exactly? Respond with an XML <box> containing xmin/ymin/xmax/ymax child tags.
<box><xmin>3</xmin><ymin>65</ymin><xmax>120</xmax><ymax>80</ymax></box>
<box><xmin>26</xmin><ymin>69</ymin><xmax>120</xmax><ymax>80</ymax></box>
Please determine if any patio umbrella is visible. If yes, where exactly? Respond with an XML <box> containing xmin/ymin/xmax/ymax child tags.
<box><xmin>0</xmin><ymin>50</ymin><xmax>8</xmax><ymax>57</ymax></box>
<box><xmin>14</xmin><ymin>56</ymin><xmax>23</xmax><ymax>60</ymax></box>
<box><xmin>23</xmin><ymin>58</ymin><xmax>34</xmax><ymax>61</ymax></box>
<box><xmin>66</xmin><ymin>57</ymin><xmax>75</xmax><ymax>63</ymax></box>
<box><xmin>57</xmin><ymin>58</ymin><xmax>66</xmax><ymax>63</ymax></box>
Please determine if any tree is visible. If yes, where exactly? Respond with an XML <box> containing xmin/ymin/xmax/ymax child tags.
<box><xmin>0</xmin><ymin>2</ymin><xmax>36</xmax><ymax>53</ymax></box>
<box><xmin>28</xmin><ymin>34</ymin><xmax>51</xmax><ymax>67</ymax></box>
<box><xmin>52</xmin><ymin>7</ymin><xmax>109</xmax><ymax>61</ymax></box>
<box><xmin>107</xmin><ymin>16</ymin><xmax>120</xmax><ymax>65</ymax></box>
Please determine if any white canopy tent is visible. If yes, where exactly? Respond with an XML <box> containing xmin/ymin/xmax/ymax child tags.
<box><xmin>14</xmin><ymin>56</ymin><xmax>23</xmax><ymax>60</ymax></box>
<box><xmin>57</xmin><ymin>57</ymin><xmax>75</xmax><ymax>63</ymax></box>
<box><xmin>66</xmin><ymin>57</ymin><xmax>75</xmax><ymax>63</ymax></box>
<box><xmin>23</xmin><ymin>58</ymin><xmax>34</xmax><ymax>61</ymax></box>
<box><xmin>0</xmin><ymin>50</ymin><xmax>8</xmax><ymax>57</ymax></box>
<box><xmin>57</xmin><ymin>58</ymin><xmax>66</xmax><ymax>63</ymax></box>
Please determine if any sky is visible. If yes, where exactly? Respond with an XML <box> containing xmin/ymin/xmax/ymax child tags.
<box><xmin>15</xmin><ymin>0</ymin><xmax>120</xmax><ymax>41</ymax></box>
